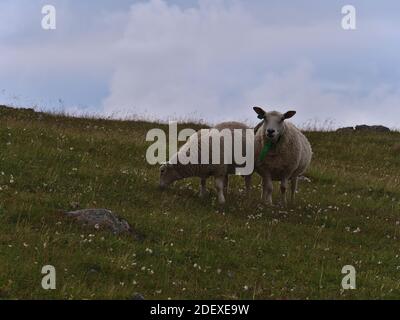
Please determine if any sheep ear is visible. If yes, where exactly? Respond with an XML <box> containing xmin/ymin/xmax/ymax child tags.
<box><xmin>283</xmin><ymin>110</ymin><xmax>296</xmax><ymax>120</ymax></box>
<box><xmin>253</xmin><ymin>106</ymin><xmax>266</xmax><ymax>119</ymax></box>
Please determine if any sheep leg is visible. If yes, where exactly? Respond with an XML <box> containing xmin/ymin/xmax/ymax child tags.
<box><xmin>262</xmin><ymin>174</ymin><xmax>273</xmax><ymax>205</ymax></box>
<box><xmin>200</xmin><ymin>177</ymin><xmax>207</xmax><ymax>198</ymax></box>
<box><xmin>224</xmin><ymin>175</ymin><xmax>229</xmax><ymax>195</ymax></box>
<box><xmin>244</xmin><ymin>175</ymin><xmax>251</xmax><ymax>195</ymax></box>
<box><xmin>280</xmin><ymin>177</ymin><xmax>288</xmax><ymax>206</ymax></box>
<box><xmin>290</xmin><ymin>176</ymin><xmax>298</xmax><ymax>202</ymax></box>
<box><xmin>215</xmin><ymin>176</ymin><xmax>226</xmax><ymax>205</ymax></box>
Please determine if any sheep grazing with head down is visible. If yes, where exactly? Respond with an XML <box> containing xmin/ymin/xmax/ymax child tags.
<box><xmin>253</xmin><ymin>106</ymin><xmax>312</xmax><ymax>206</ymax></box>
<box><xmin>159</xmin><ymin>122</ymin><xmax>252</xmax><ymax>205</ymax></box>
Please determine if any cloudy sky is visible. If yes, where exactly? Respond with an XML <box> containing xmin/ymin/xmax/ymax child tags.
<box><xmin>1</xmin><ymin>0</ymin><xmax>399</xmax><ymax>128</ymax></box>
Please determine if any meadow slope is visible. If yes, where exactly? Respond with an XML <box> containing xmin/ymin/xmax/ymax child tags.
<box><xmin>1</xmin><ymin>105</ymin><xmax>400</xmax><ymax>299</ymax></box>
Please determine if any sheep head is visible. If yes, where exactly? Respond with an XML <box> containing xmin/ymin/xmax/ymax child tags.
<box><xmin>159</xmin><ymin>162</ymin><xmax>181</xmax><ymax>189</ymax></box>
<box><xmin>253</xmin><ymin>106</ymin><xmax>296</xmax><ymax>143</ymax></box>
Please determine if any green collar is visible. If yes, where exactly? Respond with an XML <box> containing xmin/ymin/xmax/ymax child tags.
<box><xmin>259</xmin><ymin>136</ymin><xmax>281</xmax><ymax>161</ymax></box>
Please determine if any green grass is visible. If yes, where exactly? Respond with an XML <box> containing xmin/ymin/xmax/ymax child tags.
<box><xmin>1</xmin><ymin>105</ymin><xmax>400</xmax><ymax>300</ymax></box>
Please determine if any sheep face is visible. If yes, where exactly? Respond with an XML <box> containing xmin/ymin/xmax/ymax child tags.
<box><xmin>253</xmin><ymin>107</ymin><xmax>296</xmax><ymax>143</ymax></box>
<box><xmin>159</xmin><ymin>163</ymin><xmax>181</xmax><ymax>189</ymax></box>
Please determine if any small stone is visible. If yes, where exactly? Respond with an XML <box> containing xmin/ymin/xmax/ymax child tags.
<box><xmin>298</xmin><ymin>176</ymin><xmax>311</xmax><ymax>183</ymax></box>
<box><xmin>132</xmin><ymin>293</ymin><xmax>145</xmax><ymax>300</ymax></box>
<box><xmin>69</xmin><ymin>201</ymin><xmax>80</xmax><ymax>210</ymax></box>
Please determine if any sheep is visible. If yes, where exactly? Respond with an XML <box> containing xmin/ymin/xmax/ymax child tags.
<box><xmin>253</xmin><ymin>106</ymin><xmax>312</xmax><ymax>206</ymax></box>
<box><xmin>159</xmin><ymin>122</ymin><xmax>252</xmax><ymax>204</ymax></box>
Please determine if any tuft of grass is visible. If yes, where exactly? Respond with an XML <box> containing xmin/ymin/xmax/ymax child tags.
<box><xmin>393</xmin><ymin>143</ymin><xmax>400</xmax><ymax>154</ymax></box>
<box><xmin>1</xmin><ymin>105</ymin><xmax>400</xmax><ymax>299</ymax></box>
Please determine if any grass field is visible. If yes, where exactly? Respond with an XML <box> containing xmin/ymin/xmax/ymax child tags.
<box><xmin>1</xmin><ymin>105</ymin><xmax>400</xmax><ymax>300</ymax></box>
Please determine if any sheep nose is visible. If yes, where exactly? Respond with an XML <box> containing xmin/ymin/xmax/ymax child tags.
<box><xmin>267</xmin><ymin>129</ymin><xmax>275</xmax><ymax>136</ymax></box>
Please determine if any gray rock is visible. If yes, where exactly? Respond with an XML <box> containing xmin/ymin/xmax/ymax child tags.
<box><xmin>63</xmin><ymin>208</ymin><xmax>144</xmax><ymax>240</ymax></box>
<box><xmin>336</xmin><ymin>126</ymin><xmax>354</xmax><ymax>133</ymax></box>
<box><xmin>337</xmin><ymin>125</ymin><xmax>391</xmax><ymax>133</ymax></box>
<box><xmin>355</xmin><ymin>125</ymin><xmax>390</xmax><ymax>132</ymax></box>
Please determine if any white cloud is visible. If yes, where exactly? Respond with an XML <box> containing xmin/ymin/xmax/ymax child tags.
<box><xmin>245</xmin><ymin>63</ymin><xmax>400</xmax><ymax>128</ymax></box>
<box><xmin>101</xmin><ymin>0</ymin><xmax>400</xmax><ymax>128</ymax></box>
<box><xmin>0</xmin><ymin>0</ymin><xmax>399</xmax><ymax>128</ymax></box>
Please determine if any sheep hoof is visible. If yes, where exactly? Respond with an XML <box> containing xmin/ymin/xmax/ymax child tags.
<box><xmin>218</xmin><ymin>198</ymin><xmax>226</xmax><ymax>205</ymax></box>
<box><xmin>280</xmin><ymin>200</ymin><xmax>287</xmax><ymax>207</ymax></box>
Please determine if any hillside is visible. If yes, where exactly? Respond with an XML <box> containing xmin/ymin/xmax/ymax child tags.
<box><xmin>1</xmin><ymin>105</ymin><xmax>400</xmax><ymax>299</ymax></box>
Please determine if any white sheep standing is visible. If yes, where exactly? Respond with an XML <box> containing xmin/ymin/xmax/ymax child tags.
<box><xmin>253</xmin><ymin>106</ymin><xmax>312</xmax><ymax>205</ymax></box>
<box><xmin>159</xmin><ymin>122</ymin><xmax>252</xmax><ymax>204</ymax></box>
